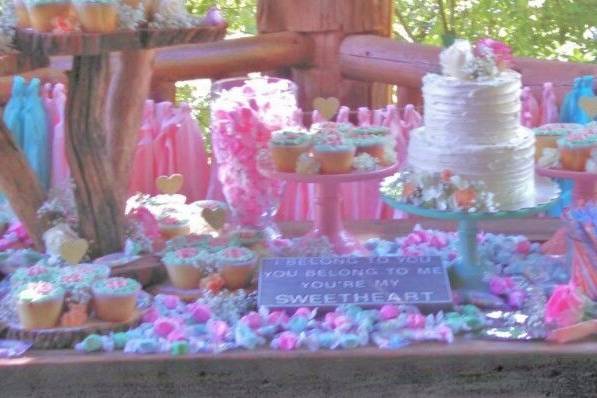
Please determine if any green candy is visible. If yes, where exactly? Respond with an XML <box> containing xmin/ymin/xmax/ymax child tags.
<box><xmin>81</xmin><ymin>334</ymin><xmax>103</xmax><ymax>352</ymax></box>
<box><xmin>170</xmin><ymin>341</ymin><xmax>190</xmax><ymax>356</ymax></box>
<box><xmin>112</xmin><ymin>332</ymin><xmax>129</xmax><ymax>350</ymax></box>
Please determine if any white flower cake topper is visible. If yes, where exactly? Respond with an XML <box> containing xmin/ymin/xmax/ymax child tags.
<box><xmin>439</xmin><ymin>39</ymin><xmax>476</xmax><ymax>80</ymax></box>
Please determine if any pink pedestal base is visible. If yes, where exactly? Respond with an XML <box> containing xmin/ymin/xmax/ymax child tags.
<box><xmin>262</xmin><ymin>164</ymin><xmax>400</xmax><ymax>255</ymax></box>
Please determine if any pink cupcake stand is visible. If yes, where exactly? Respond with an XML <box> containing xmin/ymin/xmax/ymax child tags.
<box><xmin>536</xmin><ymin>167</ymin><xmax>597</xmax><ymax>204</ymax></box>
<box><xmin>261</xmin><ymin>163</ymin><xmax>400</xmax><ymax>254</ymax></box>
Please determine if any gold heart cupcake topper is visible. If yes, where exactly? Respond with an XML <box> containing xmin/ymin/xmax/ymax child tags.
<box><xmin>59</xmin><ymin>239</ymin><xmax>89</xmax><ymax>265</ymax></box>
<box><xmin>579</xmin><ymin>96</ymin><xmax>597</xmax><ymax>119</ymax></box>
<box><xmin>156</xmin><ymin>174</ymin><xmax>184</xmax><ymax>195</ymax></box>
<box><xmin>201</xmin><ymin>207</ymin><xmax>226</xmax><ymax>230</ymax></box>
<box><xmin>313</xmin><ymin>97</ymin><xmax>340</xmax><ymax>121</ymax></box>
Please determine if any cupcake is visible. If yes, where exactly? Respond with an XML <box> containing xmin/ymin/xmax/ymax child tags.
<box><xmin>73</xmin><ymin>0</ymin><xmax>118</xmax><ymax>33</ymax></box>
<box><xmin>10</xmin><ymin>264</ymin><xmax>60</xmax><ymax>288</ymax></box>
<box><xmin>27</xmin><ymin>0</ymin><xmax>73</xmax><ymax>32</ymax></box>
<box><xmin>232</xmin><ymin>228</ymin><xmax>263</xmax><ymax>248</ymax></box>
<box><xmin>73</xmin><ymin>262</ymin><xmax>111</xmax><ymax>281</ymax></box>
<box><xmin>214</xmin><ymin>247</ymin><xmax>257</xmax><ymax>290</ymax></box>
<box><xmin>158</xmin><ymin>212</ymin><xmax>191</xmax><ymax>240</ymax></box>
<box><xmin>557</xmin><ymin>131</ymin><xmax>597</xmax><ymax>171</ymax></box>
<box><xmin>310</xmin><ymin>122</ymin><xmax>353</xmax><ymax>136</ymax></box>
<box><xmin>14</xmin><ymin>0</ymin><xmax>32</xmax><ymax>27</ymax></box>
<box><xmin>533</xmin><ymin>123</ymin><xmax>583</xmax><ymax>162</ymax></box>
<box><xmin>351</xmin><ymin>134</ymin><xmax>386</xmax><ymax>161</ymax></box>
<box><xmin>56</xmin><ymin>267</ymin><xmax>95</xmax><ymax>306</ymax></box>
<box><xmin>351</xmin><ymin>126</ymin><xmax>391</xmax><ymax>138</ymax></box>
<box><xmin>312</xmin><ymin>131</ymin><xmax>356</xmax><ymax>174</ymax></box>
<box><xmin>16</xmin><ymin>282</ymin><xmax>65</xmax><ymax>329</ymax></box>
<box><xmin>269</xmin><ymin>130</ymin><xmax>312</xmax><ymax>172</ymax></box>
<box><xmin>91</xmin><ymin>277</ymin><xmax>140</xmax><ymax>322</ymax></box>
<box><xmin>162</xmin><ymin>247</ymin><xmax>214</xmax><ymax>290</ymax></box>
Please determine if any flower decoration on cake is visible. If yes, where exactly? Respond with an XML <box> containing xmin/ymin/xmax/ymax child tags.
<box><xmin>440</xmin><ymin>38</ymin><xmax>513</xmax><ymax>80</ymax></box>
<box><xmin>381</xmin><ymin>169</ymin><xmax>498</xmax><ymax>212</ymax></box>
<box><xmin>474</xmin><ymin>38</ymin><xmax>513</xmax><ymax>71</ymax></box>
<box><xmin>10</xmin><ymin>264</ymin><xmax>60</xmax><ymax>287</ymax></box>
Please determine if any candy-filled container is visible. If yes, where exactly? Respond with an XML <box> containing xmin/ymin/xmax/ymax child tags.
<box><xmin>210</xmin><ymin>77</ymin><xmax>299</xmax><ymax>235</ymax></box>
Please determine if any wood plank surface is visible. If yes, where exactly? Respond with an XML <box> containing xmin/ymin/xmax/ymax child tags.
<box><xmin>0</xmin><ymin>340</ymin><xmax>595</xmax><ymax>397</ymax></box>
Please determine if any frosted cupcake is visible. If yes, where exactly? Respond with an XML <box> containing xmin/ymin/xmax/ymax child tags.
<box><xmin>350</xmin><ymin>126</ymin><xmax>391</xmax><ymax>138</ymax></box>
<box><xmin>73</xmin><ymin>263</ymin><xmax>111</xmax><ymax>281</ymax></box>
<box><xmin>91</xmin><ymin>277</ymin><xmax>140</xmax><ymax>322</ymax></box>
<box><xmin>310</xmin><ymin>122</ymin><xmax>353</xmax><ymax>136</ymax></box>
<box><xmin>10</xmin><ymin>264</ymin><xmax>60</xmax><ymax>288</ymax></box>
<box><xmin>162</xmin><ymin>247</ymin><xmax>214</xmax><ymax>290</ymax></box>
<box><xmin>158</xmin><ymin>212</ymin><xmax>191</xmax><ymax>240</ymax></box>
<box><xmin>313</xmin><ymin>131</ymin><xmax>356</xmax><ymax>174</ymax></box>
<box><xmin>214</xmin><ymin>247</ymin><xmax>257</xmax><ymax>290</ymax></box>
<box><xmin>73</xmin><ymin>0</ymin><xmax>118</xmax><ymax>33</ymax></box>
<box><xmin>557</xmin><ymin>131</ymin><xmax>597</xmax><ymax>171</ymax></box>
<box><xmin>16</xmin><ymin>282</ymin><xmax>65</xmax><ymax>329</ymax></box>
<box><xmin>533</xmin><ymin>123</ymin><xmax>583</xmax><ymax>162</ymax></box>
<box><xmin>14</xmin><ymin>0</ymin><xmax>32</xmax><ymax>27</ymax></box>
<box><xmin>351</xmin><ymin>134</ymin><xmax>386</xmax><ymax>161</ymax></box>
<box><xmin>26</xmin><ymin>0</ymin><xmax>73</xmax><ymax>32</ymax></box>
<box><xmin>269</xmin><ymin>130</ymin><xmax>312</xmax><ymax>172</ymax></box>
<box><xmin>56</xmin><ymin>267</ymin><xmax>96</xmax><ymax>306</ymax></box>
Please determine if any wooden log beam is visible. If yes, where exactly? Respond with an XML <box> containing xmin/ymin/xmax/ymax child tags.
<box><xmin>0</xmin><ymin>119</ymin><xmax>47</xmax><ymax>250</ymax></box>
<box><xmin>340</xmin><ymin>35</ymin><xmax>597</xmax><ymax>101</ymax></box>
<box><xmin>151</xmin><ymin>32</ymin><xmax>314</xmax><ymax>82</ymax></box>
<box><xmin>66</xmin><ymin>54</ymin><xmax>125</xmax><ymax>256</ymax></box>
<box><xmin>106</xmin><ymin>50</ymin><xmax>155</xmax><ymax>200</ymax></box>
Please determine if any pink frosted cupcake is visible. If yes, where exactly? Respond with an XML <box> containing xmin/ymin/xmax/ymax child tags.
<box><xmin>91</xmin><ymin>277</ymin><xmax>140</xmax><ymax>322</ymax></box>
<box><xmin>214</xmin><ymin>247</ymin><xmax>257</xmax><ymax>290</ymax></box>
<box><xmin>158</xmin><ymin>212</ymin><xmax>191</xmax><ymax>240</ymax></box>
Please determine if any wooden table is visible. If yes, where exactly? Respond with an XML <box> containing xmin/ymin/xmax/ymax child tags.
<box><xmin>1</xmin><ymin>340</ymin><xmax>596</xmax><ymax>397</ymax></box>
<box><xmin>2</xmin><ymin>218</ymin><xmax>589</xmax><ymax>397</ymax></box>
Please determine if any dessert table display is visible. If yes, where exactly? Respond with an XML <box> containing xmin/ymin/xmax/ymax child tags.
<box><xmin>0</xmin><ymin>0</ymin><xmax>596</xmax><ymax>396</ymax></box>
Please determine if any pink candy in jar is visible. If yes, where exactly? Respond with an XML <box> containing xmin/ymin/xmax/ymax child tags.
<box><xmin>210</xmin><ymin>77</ymin><xmax>298</xmax><ymax>232</ymax></box>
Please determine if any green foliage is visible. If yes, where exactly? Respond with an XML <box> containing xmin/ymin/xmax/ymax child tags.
<box><xmin>178</xmin><ymin>0</ymin><xmax>595</xmax><ymax>135</ymax></box>
<box><xmin>394</xmin><ymin>0</ymin><xmax>596</xmax><ymax>62</ymax></box>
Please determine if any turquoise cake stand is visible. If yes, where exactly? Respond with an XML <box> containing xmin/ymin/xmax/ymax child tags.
<box><xmin>382</xmin><ymin>177</ymin><xmax>561</xmax><ymax>289</ymax></box>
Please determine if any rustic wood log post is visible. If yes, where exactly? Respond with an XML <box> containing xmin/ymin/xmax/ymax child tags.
<box><xmin>257</xmin><ymin>0</ymin><xmax>393</xmax><ymax>111</ymax></box>
<box><xmin>0</xmin><ymin>119</ymin><xmax>48</xmax><ymax>250</ymax></box>
<box><xmin>66</xmin><ymin>54</ymin><xmax>125</xmax><ymax>256</ymax></box>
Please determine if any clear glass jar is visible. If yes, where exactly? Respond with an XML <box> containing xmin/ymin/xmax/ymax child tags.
<box><xmin>210</xmin><ymin>76</ymin><xmax>298</xmax><ymax>234</ymax></box>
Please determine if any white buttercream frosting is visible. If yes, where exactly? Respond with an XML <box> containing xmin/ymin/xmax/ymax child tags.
<box><xmin>408</xmin><ymin>71</ymin><xmax>536</xmax><ymax>210</ymax></box>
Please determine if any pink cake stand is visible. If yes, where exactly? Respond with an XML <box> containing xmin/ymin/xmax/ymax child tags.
<box><xmin>261</xmin><ymin>163</ymin><xmax>400</xmax><ymax>255</ymax></box>
<box><xmin>536</xmin><ymin>167</ymin><xmax>597</xmax><ymax>204</ymax></box>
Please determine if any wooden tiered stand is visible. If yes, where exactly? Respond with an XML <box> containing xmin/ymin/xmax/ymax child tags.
<box><xmin>0</xmin><ymin>1</ymin><xmax>597</xmax><ymax>396</ymax></box>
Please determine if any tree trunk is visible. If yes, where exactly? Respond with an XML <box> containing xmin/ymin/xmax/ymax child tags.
<box><xmin>0</xmin><ymin>119</ymin><xmax>47</xmax><ymax>250</ymax></box>
<box><xmin>66</xmin><ymin>54</ymin><xmax>125</xmax><ymax>257</ymax></box>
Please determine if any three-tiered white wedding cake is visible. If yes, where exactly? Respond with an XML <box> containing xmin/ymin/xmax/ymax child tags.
<box><xmin>407</xmin><ymin>40</ymin><xmax>535</xmax><ymax>210</ymax></box>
